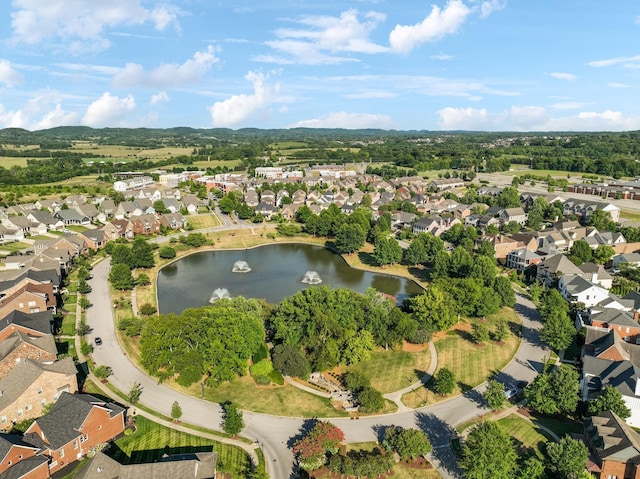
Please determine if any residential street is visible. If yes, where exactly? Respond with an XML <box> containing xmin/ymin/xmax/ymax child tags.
<box><xmin>87</xmin><ymin>251</ymin><xmax>547</xmax><ymax>479</ymax></box>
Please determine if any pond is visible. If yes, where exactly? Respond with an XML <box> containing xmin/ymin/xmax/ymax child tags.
<box><xmin>157</xmin><ymin>243</ymin><xmax>424</xmax><ymax>314</ymax></box>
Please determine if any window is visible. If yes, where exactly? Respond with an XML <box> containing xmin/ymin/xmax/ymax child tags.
<box><xmin>73</xmin><ymin>441</ymin><xmax>78</xmax><ymax>450</ymax></box>
<box><xmin>17</xmin><ymin>409</ymin><xmax>23</xmax><ymax>417</ymax></box>
<box><xmin>28</xmin><ymin>301</ymin><xmax>36</xmax><ymax>307</ymax></box>
<box><xmin>0</xmin><ymin>416</ymin><xmax>5</xmax><ymax>424</ymax></box>
<box><xmin>18</xmin><ymin>303</ymin><xmax>24</xmax><ymax>308</ymax></box>
<box><xmin>25</xmin><ymin>404</ymin><xmax>32</xmax><ymax>411</ymax></box>
<box><xmin>37</xmin><ymin>388</ymin><xmax>42</xmax><ymax>394</ymax></box>
<box><xmin>80</xmin><ymin>434</ymin><xmax>88</xmax><ymax>443</ymax></box>
<box><xmin>59</xmin><ymin>449</ymin><xmax>64</xmax><ymax>458</ymax></box>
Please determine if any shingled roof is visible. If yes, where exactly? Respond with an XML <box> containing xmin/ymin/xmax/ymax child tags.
<box><xmin>585</xmin><ymin>410</ymin><xmax>640</xmax><ymax>464</ymax></box>
<box><xmin>0</xmin><ymin>310</ymin><xmax>53</xmax><ymax>336</ymax></box>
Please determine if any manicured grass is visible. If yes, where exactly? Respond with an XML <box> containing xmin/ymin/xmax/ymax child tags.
<box><xmin>393</xmin><ymin>463</ymin><xmax>441</xmax><ymax>479</ymax></box>
<box><xmin>0</xmin><ymin>156</ymin><xmax>34</xmax><ymax>167</ymax></box>
<box><xmin>528</xmin><ymin>412</ymin><xmax>583</xmax><ymax>439</ymax></box>
<box><xmin>59</xmin><ymin>313</ymin><xmax>77</xmax><ymax>336</ymax></box>
<box><xmin>620</xmin><ymin>209</ymin><xmax>640</xmax><ymax>222</ymax></box>
<box><xmin>110</xmin><ymin>416</ymin><xmax>252</xmax><ymax>478</ymax></box>
<box><xmin>65</xmin><ymin>224</ymin><xmax>90</xmax><ymax>233</ymax></box>
<box><xmin>56</xmin><ymin>338</ymin><xmax>77</xmax><ymax>358</ymax></box>
<box><xmin>345</xmin><ymin>346</ymin><xmax>431</xmax><ymax>394</ymax></box>
<box><xmin>402</xmin><ymin>308</ymin><xmax>521</xmax><ymax>408</ymax></box>
<box><xmin>181</xmin><ymin>375</ymin><xmax>347</xmax><ymax>418</ymax></box>
<box><xmin>187</xmin><ymin>214</ymin><xmax>220</xmax><ymax>229</ymax></box>
<box><xmin>0</xmin><ymin>241</ymin><xmax>32</xmax><ymax>254</ymax></box>
<box><xmin>497</xmin><ymin>414</ymin><xmax>551</xmax><ymax>457</ymax></box>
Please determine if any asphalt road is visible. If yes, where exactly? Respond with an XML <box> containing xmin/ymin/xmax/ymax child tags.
<box><xmin>87</xmin><ymin>242</ymin><xmax>546</xmax><ymax>479</ymax></box>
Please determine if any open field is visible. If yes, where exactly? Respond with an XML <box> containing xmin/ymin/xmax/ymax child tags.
<box><xmin>401</xmin><ymin>308</ymin><xmax>521</xmax><ymax>408</ymax></box>
<box><xmin>0</xmin><ymin>157</ymin><xmax>33</xmax><ymax>168</ymax></box>
<box><xmin>344</xmin><ymin>346</ymin><xmax>431</xmax><ymax>394</ymax></box>
<box><xmin>186</xmin><ymin>213</ymin><xmax>220</xmax><ymax>229</ymax></box>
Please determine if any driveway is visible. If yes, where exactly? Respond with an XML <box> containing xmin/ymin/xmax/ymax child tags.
<box><xmin>87</xmin><ymin>255</ymin><xmax>546</xmax><ymax>479</ymax></box>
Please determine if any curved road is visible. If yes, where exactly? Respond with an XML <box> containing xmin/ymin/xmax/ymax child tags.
<box><xmin>87</xmin><ymin>252</ymin><xmax>546</xmax><ymax>479</ymax></box>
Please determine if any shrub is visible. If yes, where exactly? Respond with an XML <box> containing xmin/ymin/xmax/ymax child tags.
<box><xmin>94</xmin><ymin>365</ymin><xmax>113</xmax><ymax>380</ymax></box>
<box><xmin>117</xmin><ymin>316</ymin><xmax>145</xmax><ymax>337</ymax></box>
<box><xmin>139</xmin><ymin>303</ymin><xmax>157</xmax><ymax>316</ymax></box>
<box><xmin>159</xmin><ymin>246</ymin><xmax>177</xmax><ymax>259</ymax></box>
<box><xmin>254</xmin><ymin>375</ymin><xmax>271</xmax><ymax>385</ymax></box>
<box><xmin>408</xmin><ymin>328</ymin><xmax>432</xmax><ymax>344</ymax></box>
<box><xmin>249</xmin><ymin>359</ymin><xmax>274</xmax><ymax>378</ymax></box>
<box><xmin>269</xmin><ymin>369</ymin><xmax>285</xmax><ymax>385</ymax></box>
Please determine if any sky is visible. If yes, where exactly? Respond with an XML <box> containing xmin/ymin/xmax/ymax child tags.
<box><xmin>0</xmin><ymin>0</ymin><xmax>638</xmax><ymax>132</ymax></box>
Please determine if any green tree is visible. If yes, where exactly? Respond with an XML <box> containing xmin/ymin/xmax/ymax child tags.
<box><xmin>403</xmin><ymin>238</ymin><xmax>428</xmax><ymax>266</ymax></box>
<box><xmin>496</xmin><ymin>187</ymin><xmax>521</xmax><ymax>208</ymax></box>
<box><xmin>471</xmin><ymin>323</ymin><xmax>490</xmax><ymax>344</ymax></box>
<box><xmin>77</xmin><ymin>267</ymin><xmax>90</xmax><ymax>281</ymax></box>
<box><xmin>515</xmin><ymin>455</ymin><xmax>546</xmax><ymax>479</ymax></box>
<box><xmin>587</xmin><ymin>385</ymin><xmax>631</xmax><ymax>419</ymax></box>
<box><xmin>79</xmin><ymin>297</ymin><xmax>91</xmax><ymax>311</ymax></box>
<box><xmin>372</xmin><ymin>236</ymin><xmax>403</xmax><ymax>266</ymax></box>
<box><xmin>271</xmin><ymin>344</ymin><xmax>310</xmax><ymax>379</ymax></box>
<box><xmin>135</xmin><ymin>273</ymin><xmax>150</xmax><ymax>286</ymax></box>
<box><xmin>158</xmin><ymin>246</ymin><xmax>176</xmax><ymax>259</ymax></box>
<box><xmin>476</xmin><ymin>240</ymin><xmax>495</xmax><ymax>258</ymax></box>
<box><xmin>111</xmin><ymin>244</ymin><xmax>133</xmax><ymax>268</ymax></box>
<box><xmin>493</xmin><ymin>276</ymin><xmax>516</xmax><ymax>307</ymax></box>
<box><xmin>588</xmin><ymin>209</ymin><xmax>617</xmax><ymax>231</ymax></box>
<box><xmin>221</xmin><ymin>401</ymin><xmax>244</xmax><ymax>435</ymax></box>
<box><xmin>131</xmin><ymin>238</ymin><xmax>155</xmax><ymax>268</ymax></box>
<box><xmin>493</xmin><ymin>318</ymin><xmax>509</xmax><ymax>342</ymax></box>
<box><xmin>171</xmin><ymin>401</ymin><xmax>183</xmax><ymax>422</ymax></box>
<box><xmin>127</xmin><ymin>382</ymin><xmax>143</xmax><ymax>405</ymax></box>
<box><xmin>541</xmin><ymin>308</ymin><xmax>575</xmax><ymax>351</ymax></box>
<box><xmin>334</xmin><ymin>223</ymin><xmax>366</xmax><ymax>254</ymax></box>
<box><xmin>109</xmin><ymin>263</ymin><xmax>135</xmax><ymax>290</ymax></box>
<box><xmin>545</xmin><ymin>435</ymin><xmax>589</xmax><ymax>479</ymax></box>
<box><xmin>153</xmin><ymin>199</ymin><xmax>169</xmax><ymax>214</ymax></box>
<box><xmin>292</xmin><ymin>421</ymin><xmax>345</xmax><ymax>471</ymax></box>
<box><xmin>382</xmin><ymin>426</ymin><xmax>432</xmax><ymax>459</ymax></box>
<box><xmin>342</xmin><ymin>371</ymin><xmax>370</xmax><ymax>392</ymax></box>
<box><xmin>77</xmin><ymin>278</ymin><xmax>91</xmax><ymax>294</ymax></box>
<box><xmin>93</xmin><ymin>365</ymin><xmax>112</xmax><ymax>380</ymax></box>
<box><xmin>76</xmin><ymin>321</ymin><xmax>91</xmax><ymax>336</ymax></box>
<box><xmin>139</xmin><ymin>302</ymin><xmax>157</xmax><ymax>316</ymax></box>
<box><xmin>433</xmin><ymin>368</ymin><xmax>456</xmax><ymax>395</ymax></box>
<box><xmin>568</xmin><ymin>240</ymin><xmax>592</xmax><ymax>265</ymax></box>
<box><xmin>357</xmin><ymin>386</ymin><xmax>384</xmax><ymax>413</ymax></box>
<box><xmin>483</xmin><ymin>379</ymin><xmax>506</xmax><ymax>410</ymax></box>
<box><xmin>341</xmin><ymin>329</ymin><xmax>375</xmax><ymax>365</ymax></box>
<box><xmin>460</xmin><ymin>421</ymin><xmax>517</xmax><ymax>479</ymax></box>
<box><xmin>524</xmin><ymin>364</ymin><xmax>579</xmax><ymax>415</ymax></box>
<box><xmin>406</xmin><ymin>285</ymin><xmax>457</xmax><ymax>332</ymax></box>
<box><xmin>593</xmin><ymin>244</ymin><xmax>615</xmax><ymax>265</ymax></box>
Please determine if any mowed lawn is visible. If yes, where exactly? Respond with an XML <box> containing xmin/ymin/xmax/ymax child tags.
<box><xmin>111</xmin><ymin>416</ymin><xmax>251</xmax><ymax>478</ymax></box>
<box><xmin>183</xmin><ymin>375</ymin><xmax>348</xmax><ymax>418</ymax></box>
<box><xmin>497</xmin><ymin>414</ymin><xmax>551</xmax><ymax>457</ymax></box>
<box><xmin>402</xmin><ymin>308</ymin><xmax>521</xmax><ymax>408</ymax></box>
<box><xmin>187</xmin><ymin>213</ymin><xmax>220</xmax><ymax>229</ymax></box>
<box><xmin>345</xmin><ymin>346</ymin><xmax>431</xmax><ymax>394</ymax></box>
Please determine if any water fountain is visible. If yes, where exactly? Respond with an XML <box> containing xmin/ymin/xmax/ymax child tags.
<box><xmin>232</xmin><ymin>260</ymin><xmax>252</xmax><ymax>273</ymax></box>
<box><xmin>301</xmin><ymin>271</ymin><xmax>322</xmax><ymax>284</ymax></box>
<box><xmin>209</xmin><ymin>288</ymin><xmax>231</xmax><ymax>303</ymax></box>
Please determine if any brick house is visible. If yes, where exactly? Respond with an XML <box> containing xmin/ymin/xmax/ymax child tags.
<box><xmin>584</xmin><ymin>410</ymin><xmax>640</xmax><ymax>478</ymax></box>
<box><xmin>0</xmin><ymin>358</ymin><xmax>78</xmax><ymax>430</ymax></box>
<box><xmin>0</xmin><ymin>434</ymin><xmax>48</xmax><ymax>478</ymax></box>
<box><xmin>0</xmin><ymin>332</ymin><xmax>57</xmax><ymax>378</ymax></box>
<box><xmin>130</xmin><ymin>214</ymin><xmax>161</xmax><ymax>236</ymax></box>
<box><xmin>77</xmin><ymin>229</ymin><xmax>106</xmax><ymax>250</ymax></box>
<box><xmin>23</xmin><ymin>392</ymin><xmax>125</xmax><ymax>475</ymax></box>
<box><xmin>0</xmin><ymin>310</ymin><xmax>53</xmax><ymax>341</ymax></box>
<box><xmin>0</xmin><ymin>282</ymin><xmax>56</xmax><ymax>319</ymax></box>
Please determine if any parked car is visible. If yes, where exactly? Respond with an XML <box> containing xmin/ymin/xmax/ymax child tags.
<box><xmin>95</xmin><ymin>337</ymin><xmax>102</xmax><ymax>346</ymax></box>
<box><xmin>504</xmin><ymin>387</ymin><xmax>518</xmax><ymax>400</ymax></box>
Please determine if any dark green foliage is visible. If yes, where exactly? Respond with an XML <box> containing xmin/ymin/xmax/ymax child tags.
<box><xmin>406</xmin><ymin>285</ymin><xmax>457</xmax><ymax>332</ymax></box>
<box><xmin>357</xmin><ymin>386</ymin><xmax>384</xmax><ymax>412</ymax></box>
<box><xmin>141</xmin><ymin>298</ymin><xmax>266</xmax><ymax>387</ymax></box>
<box><xmin>372</xmin><ymin>236</ymin><xmax>403</xmax><ymax>266</ymax></box>
<box><xmin>131</xmin><ymin>238</ymin><xmax>155</xmax><ymax>268</ymax></box>
<box><xmin>587</xmin><ymin>385</ymin><xmax>631</xmax><ymax>419</ymax></box>
<box><xmin>471</xmin><ymin>323</ymin><xmax>490</xmax><ymax>344</ymax></box>
<box><xmin>382</xmin><ymin>426</ymin><xmax>432</xmax><ymax>459</ymax></box>
<box><xmin>139</xmin><ymin>303</ymin><xmax>157</xmax><ymax>316</ymax></box>
<box><xmin>179</xmin><ymin>233</ymin><xmax>209</xmax><ymax>248</ymax></box>
<box><xmin>433</xmin><ymin>368</ymin><xmax>455</xmax><ymax>395</ymax></box>
<box><xmin>222</xmin><ymin>401</ymin><xmax>244</xmax><ymax>435</ymax></box>
<box><xmin>171</xmin><ymin>401</ymin><xmax>183</xmax><ymax>421</ymax></box>
<box><xmin>127</xmin><ymin>382</ymin><xmax>143</xmax><ymax>404</ymax></box>
<box><xmin>271</xmin><ymin>344</ymin><xmax>311</xmax><ymax>379</ymax></box>
<box><xmin>493</xmin><ymin>319</ymin><xmax>509</xmax><ymax>342</ymax></box>
<box><xmin>483</xmin><ymin>379</ymin><xmax>506</xmax><ymax>410</ymax></box>
<box><xmin>342</xmin><ymin>371</ymin><xmax>370</xmax><ymax>392</ymax></box>
<box><xmin>117</xmin><ymin>316</ymin><xmax>146</xmax><ymax>337</ymax></box>
<box><xmin>276</xmin><ymin>222</ymin><xmax>302</xmax><ymax>236</ymax></box>
<box><xmin>544</xmin><ymin>435</ymin><xmax>589</xmax><ymax>479</ymax></box>
<box><xmin>334</xmin><ymin>223</ymin><xmax>366</xmax><ymax>254</ymax></box>
<box><xmin>460</xmin><ymin>421</ymin><xmax>517</xmax><ymax>479</ymax></box>
<box><xmin>76</xmin><ymin>321</ymin><xmax>91</xmax><ymax>336</ymax></box>
<box><xmin>494</xmin><ymin>276</ymin><xmax>516</xmax><ymax>307</ymax></box>
<box><xmin>77</xmin><ymin>267</ymin><xmax>91</xmax><ymax>281</ymax></box>
<box><xmin>568</xmin><ymin>240</ymin><xmax>592</xmax><ymax>265</ymax></box>
<box><xmin>77</xmin><ymin>278</ymin><xmax>91</xmax><ymax>294</ymax></box>
<box><xmin>327</xmin><ymin>450</ymin><xmax>393</xmax><ymax>477</ymax></box>
<box><xmin>524</xmin><ymin>364</ymin><xmax>579</xmax><ymax>415</ymax></box>
<box><xmin>111</xmin><ymin>244</ymin><xmax>133</xmax><ymax>268</ymax></box>
<box><xmin>93</xmin><ymin>365</ymin><xmax>113</xmax><ymax>380</ymax></box>
<box><xmin>158</xmin><ymin>246</ymin><xmax>176</xmax><ymax>259</ymax></box>
<box><xmin>135</xmin><ymin>273</ymin><xmax>150</xmax><ymax>286</ymax></box>
<box><xmin>109</xmin><ymin>263</ymin><xmax>135</xmax><ymax>290</ymax></box>
<box><xmin>253</xmin><ymin>344</ymin><xmax>269</xmax><ymax>363</ymax></box>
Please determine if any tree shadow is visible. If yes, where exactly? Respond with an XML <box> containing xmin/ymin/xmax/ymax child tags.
<box><xmin>372</xmin><ymin>424</ymin><xmax>391</xmax><ymax>444</ymax></box>
<box><xmin>415</xmin><ymin>412</ymin><xmax>462</xmax><ymax>477</ymax></box>
<box><xmin>286</xmin><ymin>418</ymin><xmax>318</xmax><ymax>450</ymax></box>
<box><xmin>109</xmin><ymin>445</ymin><xmax>214</xmax><ymax>466</ymax></box>
<box><xmin>357</xmin><ymin>251</ymin><xmax>378</xmax><ymax>267</ymax></box>
<box><xmin>461</xmin><ymin>385</ymin><xmax>485</xmax><ymax>407</ymax></box>
<box><xmin>407</xmin><ymin>266</ymin><xmax>430</xmax><ymax>282</ymax></box>
<box><xmin>455</xmin><ymin>329</ymin><xmax>474</xmax><ymax>343</ymax></box>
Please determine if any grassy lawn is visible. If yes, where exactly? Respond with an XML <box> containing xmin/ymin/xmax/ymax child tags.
<box><xmin>527</xmin><ymin>412</ymin><xmax>583</xmax><ymax>439</ymax></box>
<box><xmin>187</xmin><ymin>214</ymin><xmax>221</xmax><ymax>229</ymax></box>
<box><xmin>0</xmin><ymin>241</ymin><xmax>32</xmax><ymax>254</ymax></box>
<box><xmin>620</xmin><ymin>209</ymin><xmax>640</xmax><ymax>222</ymax></box>
<box><xmin>344</xmin><ymin>346</ymin><xmax>431</xmax><ymax>394</ymax></box>
<box><xmin>59</xmin><ymin>313</ymin><xmax>77</xmax><ymax>336</ymax></box>
<box><xmin>65</xmin><ymin>224</ymin><xmax>90</xmax><ymax>233</ymax></box>
<box><xmin>56</xmin><ymin>338</ymin><xmax>77</xmax><ymax>358</ymax></box>
<box><xmin>109</xmin><ymin>416</ymin><xmax>252</xmax><ymax>478</ymax></box>
<box><xmin>497</xmin><ymin>414</ymin><xmax>551</xmax><ymax>457</ymax></box>
<box><xmin>0</xmin><ymin>156</ymin><xmax>33</xmax><ymax>167</ymax></box>
<box><xmin>402</xmin><ymin>308</ymin><xmax>521</xmax><ymax>408</ymax></box>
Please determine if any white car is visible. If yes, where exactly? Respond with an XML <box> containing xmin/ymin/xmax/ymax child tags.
<box><xmin>504</xmin><ymin>388</ymin><xmax>518</xmax><ymax>400</ymax></box>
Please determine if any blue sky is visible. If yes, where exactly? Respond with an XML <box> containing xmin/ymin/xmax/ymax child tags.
<box><xmin>0</xmin><ymin>0</ymin><xmax>638</xmax><ymax>131</ymax></box>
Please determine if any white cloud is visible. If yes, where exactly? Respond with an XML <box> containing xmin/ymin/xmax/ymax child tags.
<box><xmin>259</xmin><ymin>9</ymin><xmax>388</xmax><ymax>65</ymax></box>
<box><xmin>0</xmin><ymin>59</ymin><xmax>24</xmax><ymax>87</ymax></box>
<box><xmin>0</xmin><ymin>89</ymin><xmax>80</xmax><ymax>130</ymax></box>
<box><xmin>344</xmin><ymin>90</ymin><xmax>397</xmax><ymax>99</ymax></box>
<box><xmin>10</xmin><ymin>0</ymin><xmax>180</xmax><ymax>51</ymax></box>
<box><xmin>551</xmin><ymin>101</ymin><xmax>586</xmax><ymax>110</ymax></box>
<box><xmin>478</xmin><ymin>0</ymin><xmax>507</xmax><ymax>18</ymax></box>
<box><xmin>151</xmin><ymin>91</ymin><xmax>170</xmax><ymax>104</ymax></box>
<box><xmin>608</xmin><ymin>82</ymin><xmax>630</xmax><ymax>88</ymax></box>
<box><xmin>589</xmin><ymin>55</ymin><xmax>640</xmax><ymax>69</ymax></box>
<box><xmin>389</xmin><ymin>0</ymin><xmax>471</xmax><ymax>53</ymax></box>
<box><xmin>82</xmin><ymin>92</ymin><xmax>136</xmax><ymax>127</ymax></box>
<box><xmin>550</xmin><ymin>72</ymin><xmax>577</xmax><ymax>82</ymax></box>
<box><xmin>113</xmin><ymin>46</ymin><xmax>219</xmax><ymax>88</ymax></box>
<box><xmin>209</xmin><ymin>71</ymin><xmax>290</xmax><ymax>128</ymax></box>
<box><xmin>431</xmin><ymin>53</ymin><xmax>454</xmax><ymax>60</ymax></box>
<box><xmin>289</xmin><ymin>112</ymin><xmax>395</xmax><ymax>129</ymax></box>
<box><xmin>437</xmin><ymin>105</ymin><xmax>640</xmax><ymax>131</ymax></box>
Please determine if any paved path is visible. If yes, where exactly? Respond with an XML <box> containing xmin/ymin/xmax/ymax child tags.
<box><xmin>86</xmin><ymin>231</ymin><xmax>548</xmax><ymax>479</ymax></box>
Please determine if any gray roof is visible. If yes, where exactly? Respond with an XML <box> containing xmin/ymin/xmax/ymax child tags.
<box><xmin>562</xmin><ymin>274</ymin><xmax>599</xmax><ymax>295</ymax></box>
<box><xmin>0</xmin><ymin>358</ymin><xmax>76</xmax><ymax>412</ymax></box>
<box><xmin>590</xmin><ymin>308</ymin><xmax>639</xmax><ymax>329</ymax></box>
<box><xmin>0</xmin><ymin>310</ymin><xmax>53</xmax><ymax>336</ymax></box>
<box><xmin>75</xmin><ymin>451</ymin><xmax>218</xmax><ymax>479</ymax></box>
<box><xmin>582</xmin><ymin>355</ymin><xmax>639</xmax><ymax>398</ymax></box>
<box><xmin>0</xmin><ymin>455</ymin><xmax>49</xmax><ymax>479</ymax></box>
<box><xmin>585</xmin><ymin>411</ymin><xmax>640</xmax><ymax>463</ymax></box>
<box><xmin>26</xmin><ymin>392</ymin><xmax>125</xmax><ymax>450</ymax></box>
<box><xmin>0</xmin><ymin>434</ymin><xmax>39</xmax><ymax>463</ymax></box>
<box><xmin>0</xmin><ymin>331</ymin><xmax>57</xmax><ymax>362</ymax></box>
<box><xmin>537</xmin><ymin>253</ymin><xmax>583</xmax><ymax>276</ymax></box>
<box><xmin>53</xmin><ymin>210</ymin><xmax>88</xmax><ymax>222</ymax></box>
<box><xmin>80</xmin><ymin>229</ymin><xmax>106</xmax><ymax>243</ymax></box>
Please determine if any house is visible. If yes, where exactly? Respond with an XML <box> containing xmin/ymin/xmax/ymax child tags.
<box><xmin>479</xmin><ymin>235</ymin><xmax>521</xmax><ymax>260</ymax></box>
<box><xmin>53</xmin><ymin>210</ymin><xmax>90</xmax><ymax>226</ymax></box>
<box><xmin>78</xmin><ymin>229</ymin><xmax>106</xmax><ymax>250</ymax></box>
<box><xmin>584</xmin><ymin>410</ymin><xmax>640</xmax><ymax>478</ymax></box>
<box><xmin>114</xmin><ymin>201</ymin><xmax>138</xmax><ymax>219</ymax></box>
<box><xmin>536</xmin><ymin>253</ymin><xmax>584</xmax><ymax>287</ymax></box>
<box><xmin>579</xmin><ymin>262</ymin><xmax>614</xmax><ymax>290</ymax></box>
<box><xmin>25</xmin><ymin>211</ymin><xmax>64</xmax><ymax>231</ymax></box>
<box><xmin>131</xmin><ymin>214</ymin><xmax>161</xmax><ymax>236</ymax></box>
<box><xmin>113</xmin><ymin>176</ymin><xmax>154</xmax><ymax>191</ymax></box>
<box><xmin>505</xmin><ymin>248</ymin><xmax>543</xmax><ymax>271</ymax></box>
<box><xmin>159</xmin><ymin>212</ymin><xmax>187</xmax><ymax>230</ymax></box>
<box><xmin>499</xmin><ymin>207</ymin><xmax>527</xmax><ymax>225</ymax></box>
<box><xmin>0</xmin><ymin>281</ymin><xmax>56</xmax><ymax>318</ymax></box>
<box><xmin>101</xmin><ymin>220</ymin><xmax>133</xmax><ymax>241</ymax></box>
<box><xmin>74</xmin><ymin>204</ymin><xmax>99</xmax><ymax>222</ymax></box>
<box><xmin>391</xmin><ymin>212</ymin><xmax>417</xmax><ymax>229</ymax></box>
<box><xmin>2</xmin><ymin>217</ymin><xmax>46</xmax><ymax>237</ymax></box>
<box><xmin>412</xmin><ymin>216</ymin><xmax>460</xmax><ymax>237</ymax></box>
<box><xmin>427</xmin><ymin>178</ymin><xmax>464</xmax><ymax>191</ymax></box>
<box><xmin>75</xmin><ymin>451</ymin><xmax>218</xmax><ymax>479</ymax></box>
<box><xmin>0</xmin><ymin>358</ymin><xmax>78</xmax><ymax>430</ymax></box>
<box><xmin>133</xmin><ymin>198</ymin><xmax>155</xmax><ymax>215</ymax></box>
<box><xmin>613</xmin><ymin>253</ymin><xmax>640</xmax><ymax>270</ymax></box>
<box><xmin>0</xmin><ymin>331</ymin><xmax>57</xmax><ymax>378</ymax></box>
<box><xmin>182</xmin><ymin>194</ymin><xmax>200</xmax><ymax>214</ymax></box>
<box><xmin>0</xmin><ymin>434</ymin><xmax>47</xmax><ymax>478</ymax></box>
<box><xmin>259</xmin><ymin>190</ymin><xmax>276</xmax><ymax>205</ymax></box>
<box><xmin>0</xmin><ymin>310</ymin><xmax>53</xmax><ymax>341</ymax></box>
<box><xmin>98</xmin><ymin>199</ymin><xmax>117</xmax><ymax>221</ymax></box>
<box><xmin>588</xmin><ymin>308</ymin><xmax>640</xmax><ymax>343</ymax></box>
<box><xmin>558</xmin><ymin>275</ymin><xmax>610</xmax><ymax>308</ymax></box>
<box><xmin>0</xmin><ymin>226</ymin><xmax>25</xmax><ymax>243</ymax></box>
<box><xmin>23</xmin><ymin>392</ymin><xmax>125</xmax><ymax>475</ymax></box>
<box><xmin>255</xmin><ymin>202</ymin><xmax>278</xmax><ymax>220</ymax></box>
